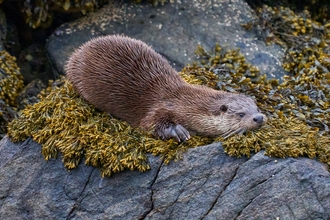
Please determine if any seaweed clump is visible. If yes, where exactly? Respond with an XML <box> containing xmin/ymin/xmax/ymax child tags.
<box><xmin>243</xmin><ymin>5</ymin><xmax>329</xmax><ymax>48</ymax></box>
<box><xmin>0</xmin><ymin>50</ymin><xmax>24</xmax><ymax>106</ymax></box>
<box><xmin>17</xmin><ymin>0</ymin><xmax>170</xmax><ymax>28</ymax></box>
<box><xmin>245</xmin><ymin>0</ymin><xmax>330</xmax><ymax>23</ymax></box>
<box><xmin>180</xmin><ymin>61</ymin><xmax>330</xmax><ymax>166</ymax></box>
<box><xmin>0</xmin><ymin>49</ymin><xmax>24</xmax><ymax>136</ymax></box>
<box><xmin>22</xmin><ymin>0</ymin><xmax>102</xmax><ymax>28</ymax></box>
<box><xmin>241</xmin><ymin>5</ymin><xmax>330</xmax><ymax>131</ymax></box>
<box><xmin>8</xmin><ymin>77</ymin><xmax>212</xmax><ymax>177</ymax></box>
<box><xmin>190</xmin><ymin>5</ymin><xmax>330</xmax><ymax>166</ymax></box>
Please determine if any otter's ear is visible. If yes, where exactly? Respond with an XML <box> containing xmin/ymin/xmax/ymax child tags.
<box><xmin>220</xmin><ymin>104</ymin><xmax>228</xmax><ymax>113</ymax></box>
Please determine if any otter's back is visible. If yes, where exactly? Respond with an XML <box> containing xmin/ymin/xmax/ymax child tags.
<box><xmin>65</xmin><ymin>35</ymin><xmax>184</xmax><ymax>126</ymax></box>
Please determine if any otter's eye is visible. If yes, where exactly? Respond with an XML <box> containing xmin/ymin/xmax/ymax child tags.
<box><xmin>257</xmin><ymin>108</ymin><xmax>261</xmax><ymax>112</ymax></box>
<box><xmin>238</xmin><ymin>113</ymin><xmax>245</xmax><ymax>118</ymax></box>
<box><xmin>220</xmin><ymin>105</ymin><xmax>228</xmax><ymax>112</ymax></box>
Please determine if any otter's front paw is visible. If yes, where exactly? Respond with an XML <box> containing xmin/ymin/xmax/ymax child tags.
<box><xmin>162</xmin><ymin>124</ymin><xmax>190</xmax><ymax>142</ymax></box>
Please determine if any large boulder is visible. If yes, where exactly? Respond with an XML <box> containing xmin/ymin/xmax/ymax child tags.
<box><xmin>0</xmin><ymin>136</ymin><xmax>329</xmax><ymax>219</ymax></box>
<box><xmin>46</xmin><ymin>0</ymin><xmax>286</xmax><ymax>79</ymax></box>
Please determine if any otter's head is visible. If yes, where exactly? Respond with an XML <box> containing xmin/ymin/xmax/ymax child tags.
<box><xmin>199</xmin><ymin>93</ymin><xmax>267</xmax><ymax>138</ymax></box>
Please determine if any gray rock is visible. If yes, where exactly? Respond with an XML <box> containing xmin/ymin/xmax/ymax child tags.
<box><xmin>17</xmin><ymin>44</ymin><xmax>54</xmax><ymax>84</ymax></box>
<box><xmin>0</xmin><ymin>8</ymin><xmax>6</xmax><ymax>51</ymax></box>
<box><xmin>16</xmin><ymin>79</ymin><xmax>46</xmax><ymax>110</ymax></box>
<box><xmin>46</xmin><ymin>0</ymin><xmax>286</xmax><ymax>79</ymax></box>
<box><xmin>1</xmin><ymin>135</ymin><xmax>330</xmax><ymax>219</ymax></box>
<box><xmin>0</xmin><ymin>99</ymin><xmax>17</xmax><ymax>138</ymax></box>
<box><xmin>0</xmin><ymin>136</ymin><xmax>159</xmax><ymax>219</ymax></box>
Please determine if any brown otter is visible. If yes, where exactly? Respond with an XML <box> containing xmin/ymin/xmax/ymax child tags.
<box><xmin>65</xmin><ymin>35</ymin><xmax>267</xmax><ymax>142</ymax></box>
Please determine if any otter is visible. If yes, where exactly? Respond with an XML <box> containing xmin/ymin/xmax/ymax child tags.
<box><xmin>65</xmin><ymin>35</ymin><xmax>267</xmax><ymax>142</ymax></box>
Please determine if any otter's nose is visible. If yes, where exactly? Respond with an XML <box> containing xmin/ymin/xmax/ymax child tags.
<box><xmin>253</xmin><ymin>115</ymin><xmax>264</xmax><ymax>124</ymax></box>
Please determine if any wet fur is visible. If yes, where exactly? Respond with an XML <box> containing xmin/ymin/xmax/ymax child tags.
<box><xmin>65</xmin><ymin>35</ymin><xmax>266</xmax><ymax>141</ymax></box>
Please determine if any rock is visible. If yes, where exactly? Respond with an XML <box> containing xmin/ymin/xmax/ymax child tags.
<box><xmin>0</xmin><ymin>8</ymin><xmax>7</xmax><ymax>51</ymax></box>
<box><xmin>0</xmin><ymin>4</ymin><xmax>53</xmax><ymax>84</ymax></box>
<box><xmin>46</xmin><ymin>0</ymin><xmax>286</xmax><ymax>79</ymax></box>
<box><xmin>16</xmin><ymin>79</ymin><xmax>46</xmax><ymax>110</ymax></box>
<box><xmin>3</xmin><ymin>16</ymin><xmax>20</xmax><ymax>58</ymax></box>
<box><xmin>17</xmin><ymin>44</ymin><xmax>54</xmax><ymax>84</ymax></box>
<box><xmin>0</xmin><ymin>136</ymin><xmax>330</xmax><ymax>219</ymax></box>
<box><xmin>0</xmin><ymin>100</ymin><xmax>17</xmax><ymax>138</ymax></box>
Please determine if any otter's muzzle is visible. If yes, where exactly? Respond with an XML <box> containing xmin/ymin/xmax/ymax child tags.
<box><xmin>253</xmin><ymin>115</ymin><xmax>266</xmax><ymax>124</ymax></box>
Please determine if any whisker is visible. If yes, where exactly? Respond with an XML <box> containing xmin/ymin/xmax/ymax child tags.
<box><xmin>223</xmin><ymin>127</ymin><xmax>245</xmax><ymax>139</ymax></box>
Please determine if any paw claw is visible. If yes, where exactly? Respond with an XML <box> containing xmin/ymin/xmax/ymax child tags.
<box><xmin>162</xmin><ymin>124</ymin><xmax>190</xmax><ymax>142</ymax></box>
